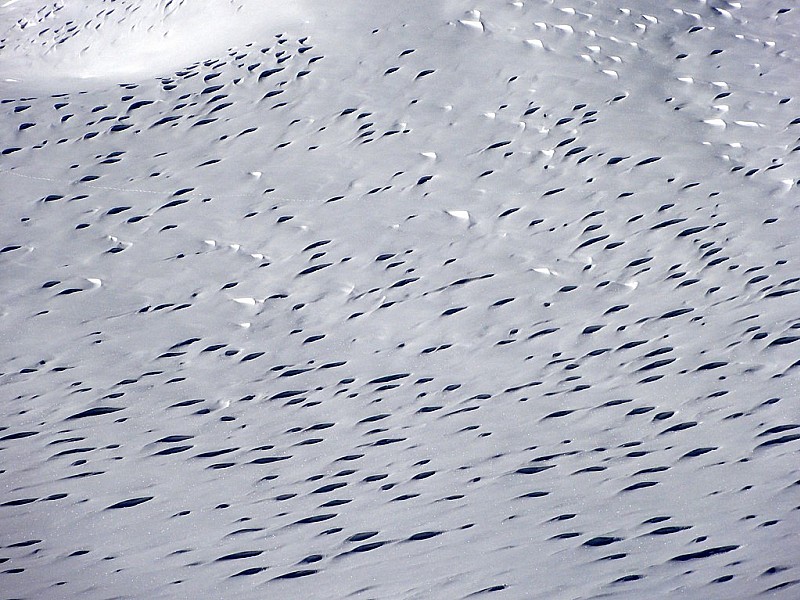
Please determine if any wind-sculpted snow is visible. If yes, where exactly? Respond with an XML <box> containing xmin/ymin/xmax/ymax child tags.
<box><xmin>0</xmin><ymin>1</ymin><xmax>798</xmax><ymax>598</ymax></box>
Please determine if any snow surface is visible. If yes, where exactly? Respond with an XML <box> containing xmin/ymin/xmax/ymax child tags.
<box><xmin>1</xmin><ymin>0</ymin><xmax>799</xmax><ymax>598</ymax></box>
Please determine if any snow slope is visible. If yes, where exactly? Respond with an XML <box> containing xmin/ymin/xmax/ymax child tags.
<box><xmin>1</xmin><ymin>1</ymin><xmax>799</xmax><ymax>598</ymax></box>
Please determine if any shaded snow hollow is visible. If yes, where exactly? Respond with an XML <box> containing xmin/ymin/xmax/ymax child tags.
<box><xmin>1</xmin><ymin>0</ymin><xmax>799</xmax><ymax>598</ymax></box>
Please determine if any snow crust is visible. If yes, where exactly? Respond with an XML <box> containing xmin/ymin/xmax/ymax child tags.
<box><xmin>0</xmin><ymin>1</ymin><xmax>799</xmax><ymax>598</ymax></box>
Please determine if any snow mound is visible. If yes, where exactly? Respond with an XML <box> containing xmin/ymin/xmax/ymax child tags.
<box><xmin>0</xmin><ymin>0</ymin><xmax>304</xmax><ymax>80</ymax></box>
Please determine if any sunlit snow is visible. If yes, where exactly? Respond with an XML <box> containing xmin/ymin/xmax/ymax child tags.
<box><xmin>1</xmin><ymin>1</ymin><xmax>799</xmax><ymax>598</ymax></box>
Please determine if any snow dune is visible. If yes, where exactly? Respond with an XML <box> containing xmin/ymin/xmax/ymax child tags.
<box><xmin>0</xmin><ymin>1</ymin><xmax>798</xmax><ymax>598</ymax></box>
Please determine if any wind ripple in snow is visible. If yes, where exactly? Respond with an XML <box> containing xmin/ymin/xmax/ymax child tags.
<box><xmin>0</xmin><ymin>1</ymin><xmax>799</xmax><ymax>598</ymax></box>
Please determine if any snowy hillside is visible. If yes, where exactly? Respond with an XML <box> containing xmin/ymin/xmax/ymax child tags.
<box><xmin>1</xmin><ymin>1</ymin><xmax>798</xmax><ymax>598</ymax></box>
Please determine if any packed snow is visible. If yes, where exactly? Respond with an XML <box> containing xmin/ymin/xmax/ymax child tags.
<box><xmin>1</xmin><ymin>1</ymin><xmax>798</xmax><ymax>598</ymax></box>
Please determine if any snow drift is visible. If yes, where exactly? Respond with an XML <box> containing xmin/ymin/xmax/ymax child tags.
<box><xmin>0</xmin><ymin>0</ymin><xmax>798</xmax><ymax>598</ymax></box>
